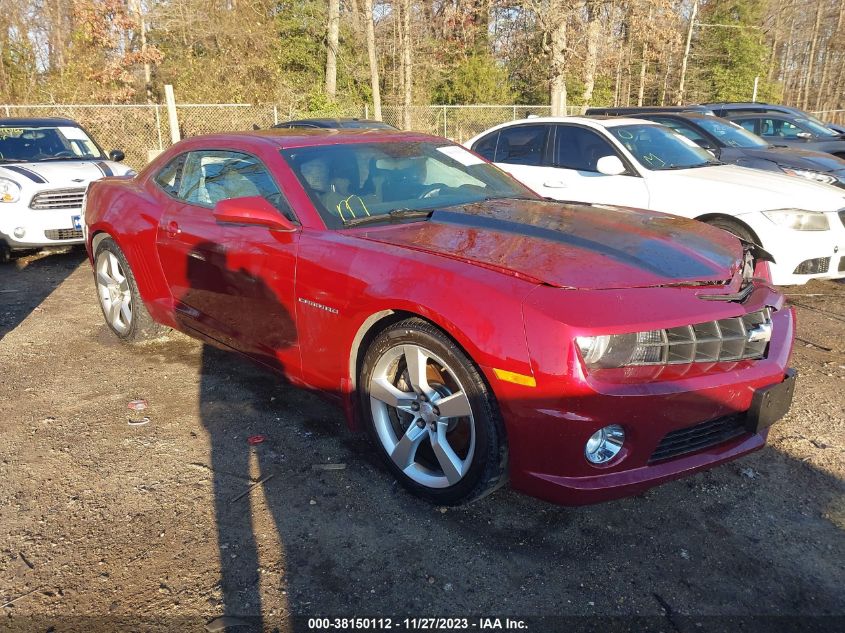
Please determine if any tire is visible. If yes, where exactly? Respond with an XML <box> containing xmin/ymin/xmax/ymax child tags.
<box><xmin>359</xmin><ymin>318</ymin><xmax>507</xmax><ymax>505</ymax></box>
<box><xmin>703</xmin><ymin>217</ymin><xmax>756</xmax><ymax>244</ymax></box>
<box><xmin>94</xmin><ymin>237</ymin><xmax>168</xmax><ymax>342</ymax></box>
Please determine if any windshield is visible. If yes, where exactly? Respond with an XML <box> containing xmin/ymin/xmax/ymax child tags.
<box><xmin>608</xmin><ymin>124</ymin><xmax>717</xmax><ymax>170</ymax></box>
<box><xmin>281</xmin><ymin>141</ymin><xmax>532</xmax><ymax>228</ymax></box>
<box><xmin>793</xmin><ymin>118</ymin><xmax>839</xmax><ymax>137</ymax></box>
<box><xmin>695</xmin><ymin>117</ymin><xmax>769</xmax><ymax>148</ymax></box>
<box><xmin>0</xmin><ymin>125</ymin><xmax>105</xmax><ymax>162</ymax></box>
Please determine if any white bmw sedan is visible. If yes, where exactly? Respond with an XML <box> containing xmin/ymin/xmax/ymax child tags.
<box><xmin>466</xmin><ymin>117</ymin><xmax>845</xmax><ymax>285</ymax></box>
<box><xmin>0</xmin><ymin>118</ymin><xmax>134</xmax><ymax>262</ymax></box>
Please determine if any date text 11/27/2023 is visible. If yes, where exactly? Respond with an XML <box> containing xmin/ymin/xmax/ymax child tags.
<box><xmin>306</xmin><ymin>617</ymin><xmax>529</xmax><ymax>630</ymax></box>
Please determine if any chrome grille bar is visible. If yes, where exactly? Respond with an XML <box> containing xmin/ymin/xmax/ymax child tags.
<box><xmin>29</xmin><ymin>188</ymin><xmax>86</xmax><ymax>210</ymax></box>
<box><xmin>631</xmin><ymin>308</ymin><xmax>771</xmax><ymax>365</ymax></box>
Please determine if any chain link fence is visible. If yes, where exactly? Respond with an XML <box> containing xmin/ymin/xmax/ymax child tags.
<box><xmin>1</xmin><ymin>102</ymin><xmax>589</xmax><ymax>169</ymax></box>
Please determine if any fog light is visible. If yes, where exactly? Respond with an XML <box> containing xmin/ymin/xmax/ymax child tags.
<box><xmin>13</xmin><ymin>227</ymin><xmax>25</xmax><ymax>239</ymax></box>
<box><xmin>585</xmin><ymin>425</ymin><xmax>625</xmax><ymax>464</ymax></box>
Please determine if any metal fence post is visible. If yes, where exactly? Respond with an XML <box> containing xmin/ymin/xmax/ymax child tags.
<box><xmin>365</xmin><ymin>103</ymin><xmax>369</xmax><ymax>119</ymax></box>
<box><xmin>273</xmin><ymin>105</ymin><xmax>279</xmax><ymax>126</ymax></box>
<box><xmin>4</xmin><ymin>105</ymin><xmax>9</xmax><ymax>117</ymax></box>
<box><xmin>443</xmin><ymin>106</ymin><xmax>447</xmax><ymax>138</ymax></box>
<box><xmin>154</xmin><ymin>105</ymin><xmax>164</xmax><ymax>150</ymax></box>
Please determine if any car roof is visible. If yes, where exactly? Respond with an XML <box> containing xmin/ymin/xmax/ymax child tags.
<box><xmin>596</xmin><ymin>111</ymin><xmax>716</xmax><ymax>123</ymax></box>
<box><xmin>177</xmin><ymin>128</ymin><xmax>443</xmax><ymax>150</ymax></box>
<box><xmin>273</xmin><ymin>118</ymin><xmax>396</xmax><ymax>129</ymax></box>
<box><xmin>481</xmin><ymin>116</ymin><xmax>660</xmax><ymax>131</ymax></box>
<box><xmin>0</xmin><ymin>117</ymin><xmax>81</xmax><ymax>127</ymax></box>
<box><xmin>586</xmin><ymin>105</ymin><xmax>713</xmax><ymax>115</ymax></box>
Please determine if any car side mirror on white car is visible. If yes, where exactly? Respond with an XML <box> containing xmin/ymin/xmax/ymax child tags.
<box><xmin>596</xmin><ymin>155</ymin><xmax>626</xmax><ymax>176</ymax></box>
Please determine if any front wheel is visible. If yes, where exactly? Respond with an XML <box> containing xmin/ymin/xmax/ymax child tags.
<box><xmin>94</xmin><ymin>237</ymin><xmax>168</xmax><ymax>342</ymax></box>
<box><xmin>360</xmin><ymin>318</ymin><xmax>507</xmax><ymax>505</ymax></box>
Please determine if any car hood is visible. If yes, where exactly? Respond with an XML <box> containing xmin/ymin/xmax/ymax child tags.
<box><xmin>356</xmin><ymin>199</ymin><xmax>745</xmax><ymax>290</ymax></box>
<box><xmin>741</xmin><ymin>146</ymin><xmax>845</xmax><ymax>173</ymax></box>
<box><xmin>0</xmin><ymin>159</ymin><xmax>129</xmax><ymax>186</ymax></box>
<box><xmin>649</xmin><ymin>164</ymin><xmax>845</xmax><ymax>211</ymax></box>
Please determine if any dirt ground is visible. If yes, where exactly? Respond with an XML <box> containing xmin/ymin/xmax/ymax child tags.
<box><xmin>1</xmin><ymin>249</ymin><xmax>843</xmax><ymax>633</ymax></box>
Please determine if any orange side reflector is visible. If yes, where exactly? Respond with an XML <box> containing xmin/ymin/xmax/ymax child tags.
<box><xmin>493</xmin><ymin>368</ymin><xmax>537</xmax><ymax>387</ymax></box>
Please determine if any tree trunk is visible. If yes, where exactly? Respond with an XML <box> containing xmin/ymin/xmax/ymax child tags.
<box><xmin>401</xmin><ymin>0</ymin><xmax>412</xmax><ymax>129</ymax></box>
<box><xmin>549</xmin><ymin>17</ymin><xmax>567</xmax><ymax>116</ymax></box>
<box><xmin>801</xmin><ymin>0</ymin><xmax>823</xmax><ymax>110</ymax></box>
<box><xmin>676</xmin><ymin>0</ymin><xmax>697</xmax><ymax>105</ymax></box>
<box><xmin>637</xmin><ymin>42</ymin><xmax>647</xmax><ymax>106</ymax></box>
<box><xmin>364</xmin><ymin>0</ymin><xmax>382</xmax><ymax>120</ymax></box>
<box><xmin>325</xmin><ymin>0</ymin><xmax>340</xmax><ymax>98</ymax></box>
<box><xmin>581</xmin><ymin>0</ymin><xmax>601</xmax><ymax>109</ymax></box>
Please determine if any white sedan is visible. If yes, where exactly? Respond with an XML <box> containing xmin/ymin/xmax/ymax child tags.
<box><xmin>0</xmin><ymin>117</ymin><xmax>133</xmax><ymax>262</ymax></box>
<box><xmin>466</xmin><ymin>117</ymin><xmax>845</xmax><ymax>285</ymax></box>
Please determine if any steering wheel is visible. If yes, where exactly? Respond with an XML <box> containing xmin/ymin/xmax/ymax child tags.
<box><xmin>50</xmin><ymin>151</ymin><xmax>75</xmax><ymax>158</ymax></box>
<box><xmin>417</xmin><ymin>185</ymin><xmax>444</xmax><ymax>199</ymax></box>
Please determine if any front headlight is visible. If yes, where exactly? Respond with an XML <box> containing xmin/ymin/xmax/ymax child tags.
<box><xmin>780</xmin><ymin>168</ymin><xmax>838</xmax><ymax>186</ymax></box>
<box><xmin>0</xmin><ymin>177</ymin><xmax>21</xmax><ymax>203</ymax></box>
<box><xmin>761</xmin><ymin>209</ymin><xmax>829</xmax><ymax>231</ymax></box>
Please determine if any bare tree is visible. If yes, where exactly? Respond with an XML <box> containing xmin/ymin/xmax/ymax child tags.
<box><xmin>326</xmin><ymin>0</ymin><xmax>341</xmax><ymax>98</ymax></box>
<box><xmin>363</xmin><ymin>0</ymin><xmax>382</xmax><ymax>119</ymax></box>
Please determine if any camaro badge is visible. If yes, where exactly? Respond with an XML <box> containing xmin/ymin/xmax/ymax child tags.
<box><xmin>746</xmin><ymin>321</ymin><xmax>773</xmax><ymax>344</ymax></box>
<box><xmin>298</xmin><ymin>297</ymin><xmax>339</xmax><ymax>315</ymax></box>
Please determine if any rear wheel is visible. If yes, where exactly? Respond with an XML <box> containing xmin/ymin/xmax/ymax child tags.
<box><xmin>360</xmin><ymin>318</ymin><xmax>506</xmax><ymax>505</ymax></box>
<box><xmin>94</xmin><ymin>237</ymin><xmax>167</xmax><ymax>342</ymax></box>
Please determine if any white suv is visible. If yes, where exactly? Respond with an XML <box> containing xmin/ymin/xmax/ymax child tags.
<box><xmin>0</xmin><ymin>118</ymin><xmax>134</xmax><ymax>262</ymax></box>
<box><xmin>466</xmin><ymin>117</ymin><xmax>845</xmax><ymax>285</ymax></box>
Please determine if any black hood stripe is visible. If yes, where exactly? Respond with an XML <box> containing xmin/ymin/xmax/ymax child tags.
<box><xmin>430</xmin><ymin>209</ymin><xmax>722</xmax><ymax>279</ymax></box>
<box><xmin>95</xmin><ymin>161</ymin><xmax>114</xmax><ymax>177</ymax></box>
<box><xmin>3</xmin><ymin>165</ymin><xmax>47</xmax><ymax>183</ymax></box>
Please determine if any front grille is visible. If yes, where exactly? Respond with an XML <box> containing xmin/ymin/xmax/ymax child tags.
<box><xmin>793</xmin><ymin>257</ymin><xmax>830</xmax><ymax>275</ymax></box>
<box><xmin>839</xmin><ymin>258</ymin><xmax>845</xmax><ymax>273</ymax></box>
<box><xmin>630</xmin><ymin>308</ymin><xmax>772</xmax><ymax>365</ymax></box>
<box><xmin>649</xmin><ymin>415</ymin><xmax>747</xmax><ymax>463</ymax></box>
<box><xmin>29</xmin><ymin>188</ymin><xmax>86</xmax><ymax>210</ymax></box>
<box><xmin>44</xmin><ymin>228</ymin><xmax>83</xmax><ymax>240</ymax></box>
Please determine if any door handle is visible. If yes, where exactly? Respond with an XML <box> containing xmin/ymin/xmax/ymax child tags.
<box><xmin>166</xmin><ymin>221</ymin><xmax>181</xmax><ymax>238</ymax></box>
<box><xmin>543</xmin><ymin>180</ymin><xmax>568</xmax><ymax>188</ymax></box>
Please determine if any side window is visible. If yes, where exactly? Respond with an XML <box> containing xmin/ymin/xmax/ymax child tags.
<box><xmin>471</xmin><ymin>132</ymin><xmax>498</xmax><ymax>162</ymax></box>
<box><xmin>650</xmin><ymin>118</ymin><xmax>706</xmax><ymax>144</ymax></box>
<box><xmin>768</xmin><ymin>118</ymin><xmax>802</xmax><ymax>138</ymax></box>
<box><xmin>177</xmin><ymin>150</ymin><xmax>295</xmax><ymax>221</ymax></box>
<box><xmin>154</xmin><ymin>154</ymin><xmax>186</xmax><ymax>197</ymax></box>
<box><xmin>554</xmin><ymin>125</ymin><xmax>621</xmax><ymax>172</ymax></box>
<box><xmin>737</xmin><ymin>119</ymin><xmax>759</xmax><ymax>135</ymax></box>
<box><xmin>494</xmin><ymin>125</ymin><xmax>548</xmax><ymax>166</ymax></box>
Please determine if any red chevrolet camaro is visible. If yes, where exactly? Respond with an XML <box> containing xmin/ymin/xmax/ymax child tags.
<box><xmin>83</xmin><ymin>129</ymin><xmax>796</xmax><ymax>506</ymax></box>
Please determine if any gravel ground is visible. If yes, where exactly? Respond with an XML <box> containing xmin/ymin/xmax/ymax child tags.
<box><xmin>1</xmin><ymin>249</ymin><xmax>843</xmax><ymax>633</ymax></box>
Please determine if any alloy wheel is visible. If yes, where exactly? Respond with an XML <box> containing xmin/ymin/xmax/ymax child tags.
<box><xmin>96</xmin><ymin>250</ymin><xmax>132</xmax><ymax>335</ymax></box>
<box><xmin>368</xmin><ymin>344</ymin><xmax>476</xmax><ymax>489</ymax></box>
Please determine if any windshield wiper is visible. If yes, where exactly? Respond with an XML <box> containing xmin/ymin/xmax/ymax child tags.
<box><xmin>0</xmin><ymin>158</ymin><xmax>30</xmax><ymax>163</ymax></box>
<box><xmin>343</xmin><ymin>208</ymin><xmax>434</xmax><ymax>228</ymax></box>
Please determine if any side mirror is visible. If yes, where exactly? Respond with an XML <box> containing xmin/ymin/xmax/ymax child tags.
<box><xmin>109</xmin><ymin>149</ymin><xmax>125</xmax><ymax>162</ymax></box>
<box><xmin>596</xmin><ymin>155</ymin><xmax>627</xmax><ymax>176</ymax></box>
<box><xmin>213</xmin><ymin>196</ymin><xmax>297</xmax><ymax>232</ymax></box>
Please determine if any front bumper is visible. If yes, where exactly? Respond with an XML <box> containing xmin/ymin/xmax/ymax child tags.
<box><xmin>0</xmin><ymin>206</ymin><xmax>84</xmax><ymax>250</ymax></box>
<box><xmin>491</xmin><ymin>283</ymin><xmax>795</xmax><ymax>506</ymax></box>
<box><xmin>738</xmin><ymin>209</ymin><xmax>845</xmax><ymax>285</ymax></box>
